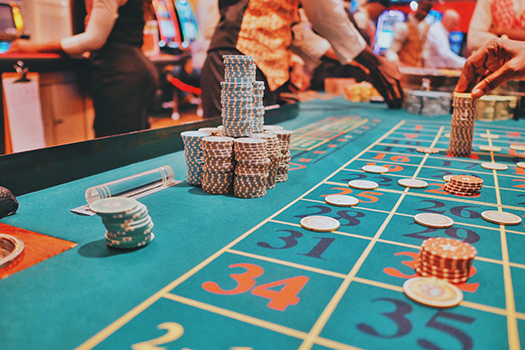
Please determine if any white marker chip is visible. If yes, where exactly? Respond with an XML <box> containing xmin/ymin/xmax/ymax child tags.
<box><xmin>479</xmin><ymin>145</ymin><xmax>502</xmax><ymax>152</ymax></box>
<box><xmin>362</xmin><ymin>165</ymin><xmax>389</xmax><ymax>174</ymax></box>
<box><xmin>480</xmin><ymin>133</ymin><xmax>499</xmax><ymax>139</ymax></box>
<box><xmin>510</xmin><ymin>144</ymin><xmax>525</xmax><ymax>151</ymax></box>
<box><xmin>414</xmin><ymin>213</ymin><xmax>454</xmax><ymax>228</ymax></box>
<box><xmin>403</xmin><ymin>277</ymin><xmax>463</xmax><ymax>308</ymax></box>
<box><xmin>481</xmin><ymin>210</ymin><xmax>522</xmax><ymax>226</ymax></box>
<box><xmin>348</xmin><ymin>180</ymin><xmax>379</xmax><ymax>190</ymax></box>
<box><xmin>481</xmin><ymin>162</ymin><xmax>508</xmax><ymax>171</ymax></box>
<box><xmin>324</xmin><ymin>195</ymin><xmax>359</xmax><ymax>207</ymax></box>
<box><xmin>443</xmin><ymin>175</ymin><xmax>453</xmax><ymax>182</ymax></box>
<box><xmin>417</xmin><ymin>147</ymin><xmax>439</xmax><ymax>154</ymax></box>
<box><xmin>444</xmin><ymin>133</ymin><xmax>450</xmax><ymax>138</ymax></box>
<box><xmin>300</xmin><ymin>216</ymin><xmax>340</xmax><ymax>232</ymax></box>
<box><xmin>517</xmin><ymin>162</ymin><xmax>525</xmax><ymax>169</ymax></box>
<box><xmin>398</xmin><ymin>179</ymin><xmax>428</xmax><ymax>188</ymax></box>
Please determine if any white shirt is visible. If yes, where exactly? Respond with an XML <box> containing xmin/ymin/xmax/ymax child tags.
<box><xmin>61</xmin><ymin>0</ymin><xmax>127</xmax><ymax>55</ymax></box>
<box><xmin>301</xmin><ymin>0</ymin><xmax>366</xmax><ymax>65</ymax></box>
<box><xmin>467</xmin><ymin>0</ymin><xmax>525</xmax><ymax>53</ymax></box>
<box><xmin>291</xmin><ymin>9</ymin><xmax>332</xmax><ymax>72</ymax></box>
<box><xmin>424</xmin><ymin>21</ymin><xmax>466</xmax><ymax>69</ymax></box>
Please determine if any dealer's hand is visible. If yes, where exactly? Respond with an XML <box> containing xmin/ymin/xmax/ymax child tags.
<box><xmin>354</xmin><ymin>47</ymin><xmax>404</xmax><ymax>109</ymax></box>
<box><xmin>455</xmin><ymin>38</ymin><xmax>525</xmax><ymax>98</ymax></box>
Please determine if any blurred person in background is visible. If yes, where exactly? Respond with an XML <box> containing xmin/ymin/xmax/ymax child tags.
<box><xmin>424</xmin><ymin>9</ymin><xmax>466</xmax><ymax>69</ymax></box>
<box><xmin>5</xmin><ymin>0</ymin><xmax>159</xmax><ymax>138</ymax></box>
<box><xmin>385</xmin><ymin>0</ymin><xmax>434</xmax><ymax>67</ymax></box>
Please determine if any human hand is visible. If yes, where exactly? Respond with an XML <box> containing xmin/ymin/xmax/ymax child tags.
<box><xmin>6</xmin><ymin>39</ymin><xmax>39</xmax><ymax>54</ymax></box>
<box><xmin>290</xmin><ymin>63</ymin><xmax>311</xmax><ymax>92</ymax></box>
<box><xmin>354</xmin><ymin>47</ymin><xmax>404</xmax><ymax>108</ymax></box>
<box><xmin>455</xmin><ymin>39</ymin><xmax>525</xmax><ymax>98</ymax></box>
<box><xmin>489</xmin><ymin>26</ymin><xmax>503</xmax><ymax>36</ymax></box>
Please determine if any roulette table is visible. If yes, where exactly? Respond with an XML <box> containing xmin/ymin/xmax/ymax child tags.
<box><xmin>0</xmin><ymin>97</ymin><xmax>524</xmax><ymax>350</ymax></box>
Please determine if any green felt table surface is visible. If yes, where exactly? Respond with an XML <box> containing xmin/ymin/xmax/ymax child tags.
<box><xmin>1</xmin><ymin>97</ymin><xmax>525</xmax><ymax>350</ymax></box>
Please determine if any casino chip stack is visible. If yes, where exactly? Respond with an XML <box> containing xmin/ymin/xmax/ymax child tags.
<box><xmin>252</xmin><ymin>81</ymin><xmax>265</xmax><ymax>133</ymax></box>
<box><xmin>201</xmin><ymin>136</ymin><xmax>235</xmax><ymax>194</ymax></box>
<box><xmin>406</xmin><ymin>91</ymin><xmax>452</xmax><ymax>116</ymax></box>
<box><xmin>181</xmin><ymin>131</ymin><xmax>211</xmax><ymax>186</ymax></box>
<box><xmin>252</xmin><ymin>133</ymin><xmax>280</xmax><ymax>189</ymax></box>
<box><xmin>89</xmin><ymin>197</ymin><xmax>154</xmax><ymax>249</ymax></box>
<box><xmin>444</xmin><ymin>175</ymin><xmax>483</xmax><ymax>196</ymax></box>
<box><xmin>448</xmin><ymin>93</ymin><xmax>476</xmax><ymax>157</ymax></box>
<box><xmin>233</xmin><ymin>138</ymin><xmax>269</xmax><ymax>198</ymax></box>
<box><xmin>272</xmin><ymin>129</ymin><xmax>293</xmax><ymax>183</ymax></box>
<box><xmin>415</xmin><ymin>237</ymin><xmax>477</xmax><ymax>283</ymax></box>
<box><xmin>221</xmin><ymin>55</ymin><xmax>256</xmax><ymax>138</ymax></box>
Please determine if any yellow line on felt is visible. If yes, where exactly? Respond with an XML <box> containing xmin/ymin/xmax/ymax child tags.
<box><xmin>226</xmin><ymin>249</ymin><xmax>347</xmax><ymax>279</ymax></box>
<box><xmin>78</xmin><ymin>119</ymin><xmax>406</xmax><ymax>349</ymax></box>
<box><xmin>299</xmin><ymin>120</ymin><xmax>435</xmax><ymax>349</ymax></box>
<box><xmin>305</xmin><ymin>118</ymin><xmax>369</xmax><ymax>151</ymax></box>
<box><xmin>291</xmin><ymin>116</ymin><xmax>366</xmax><ymax>149</ymax></box>
<box><xmin>489</xmin><ymin>131</ymin><xmax>521</xmax><ymax>350</ymax></box>
<box><xmin>162</xmin><ymin>294</ymin><xmax>309</xmax><ymax>340</ymax></box>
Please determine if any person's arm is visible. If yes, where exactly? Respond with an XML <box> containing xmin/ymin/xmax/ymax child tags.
<box><xmin>490</xmin><ymin>26</ymin><xmax>525</xmax><ymax>41</ymax></box>
<box><xmin>301</xmin><ymin>0</ymin><xmax>366</xmax><ymax>64</ymax></box>
<box><xmin>7</xmin><ymin>0</ymin><xmax>121</xmax><ymax>55</ymax></box>
<box><xmin>60</xmin><ymin>0</ymin><xmax>121</xmax><ymax>55</ymax></box>
<box><xmin>428</xmin><ymin>25</ymin><xmax>466</xmax><ymax>69</ymax></box>
<box><xmin>455</xmin><ymin>39</ymin><xmax>525</xmax><ymax>98</ymax></box>
<box><xmin>467</xmin><ymin>0</ymin><xmax>497</xmax><ymax>53</ymax></box>
<box><xmin>291</xmin><ymin>11</ymin><xmax>332</xmax><ymax>72</ymax></box>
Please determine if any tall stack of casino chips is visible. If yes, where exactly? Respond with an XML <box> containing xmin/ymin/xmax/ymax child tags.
<box><xmin>221</xmin><ymin>55</ymin><xmax>256</xmax><ymax>138</ymax></box>
<box><xmin>252</xmin><ymin>133</ymin><xmax>281</xmax><ymax>189</ymax></box>
<box><xmin>201</xmin><ymin>136</ymin><xmax>235</xmax><ymax>194</ymax></box>
<box><xmin>415</xmin><ymin>237</ymin><xmax>477</xmax><ymax>283</ymax></box>
<box><xmin>233</xmin><ymin>138</ymin><xmax>269</xmax><ymax>198</ymax></box>
<box><xmin>181</xmin><ymin>131</ymin><xmax>211</xmax><ymax>186</ymax></box>
<box><xmin>89</xmin><ymin>197</ymin><xmax>154</xmax><ymax>249</ymax></box>
<box><xmin>444</xmin><ymin>174</ymin><xmax>483</xmax><ymax>196</ymax></box>
<box><xmin>273</xmin><ymin>129</ymin><xmax>293</xmax><ymax>183</ymax></box>
<box><xmin>252</xmin><ymin>81</ymin><xmax>265</xmax><ymax>133</ymax></box>
<box><xmin>448</xmin><ymin>93</ymin><xmax>476</xmax><ymax>157</ymax></box>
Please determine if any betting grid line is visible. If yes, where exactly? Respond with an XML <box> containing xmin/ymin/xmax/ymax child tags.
<box><xmin>487</xmin><ymin>132</ymin><xmax>521</xmax><ymax>350</ymax></box>
<box><xmin>297</xmin><ymin>123</ymin><xmax>443</xmax><ymax>350</ymax></box>
<box><xmin>290</xmin><ymin>117</ymin><xmax>368</xmax><ymax>151</ymax></box>
<box><xmin>77</xmin><ymin>119</ymin><xmax>406</xmax><ymax>350</ymax></box>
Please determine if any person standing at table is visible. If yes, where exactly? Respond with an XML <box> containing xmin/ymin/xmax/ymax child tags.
<box><xmin>385</xmin><ymin>0</ymin><xmax>434</xmax><ymax>67</ymax></box>
<box><xmin>6</xmin><ymin>0</ymin><xmax>159</xmax><ymax>138</ymax></box>
<box><xmin>424</xmin><ymin>9</ymin><xmax>466</xmax><ymax>69</ymax></box>
<box><xmin>201</xmin><ymin>0</ymin><xmax>404</xmax><ymax>119</ymax></box>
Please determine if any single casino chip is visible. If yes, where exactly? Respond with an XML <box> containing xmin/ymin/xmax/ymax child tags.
<box><xmin>348</xmin><ymin>180</ymin><xmax>379</xmax><ymax>190</ymax></box>
<box><xmin>479</xmin><ymin>145</ymin><xmax>502</xmax><ymax>152</ymax></box>
<box><xmin>481</xmin><ymin>162</ymin><xmax>508</xmax><ymax>171</ymax></box>
<box><xmin>481</xmin><ymin>210</ymin><xmax>522</xmax><ymax>225</ymax></box>
<box><xmin>89</xmin><ymin>197</ymin><xmax>139</xmax><ymax>215</ymax></box>
<box><xmin>414</xmin><ymin>213</ymin><xmax>454</xmax><ymax>228</ymax></box>
<box><xmin>398</xmin><ymin>179</ymin><xmax>428</xmax><ymax>188</ymax></box>
<box><xmin>416</xmin><ymin>147</ymin><xmax>439</xmax><ymax>154</ymax></box>
<box><xmin>517</xmin><ymin>162</ymin><xmax>525</xmax><ymax>168</ymax></box>
<box><xmin>362</xmin><ymin>165</ymin><xmax>389</xmax><ymax>174</ymax></box>
<box><xmin>300</xmin><ymin>216</ymin><xmax>340</xmax><ymax>232</ymax></box>
<box><xmin>403</xmin><ymin>277</ymin><xmax>463</xmax><ymax>307</ymax></box>
<box><xmin>443</xmin><ymin>175</ymin><xmax>453</xmax><ymax>182</ymax></box>
<box><xmin>510</xmin><ymin>144</ymin><xmax>525</xmax><ymax>151</ymax></box>
<box><xmin>324</xmin><ymin>195</ymin><xmax>359</xmax><ymax>207</ymax></box>
<box><xmin>480</xmin><ymin>133</ymin><xmax>499</xmax><ymax>139</ymax></box>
